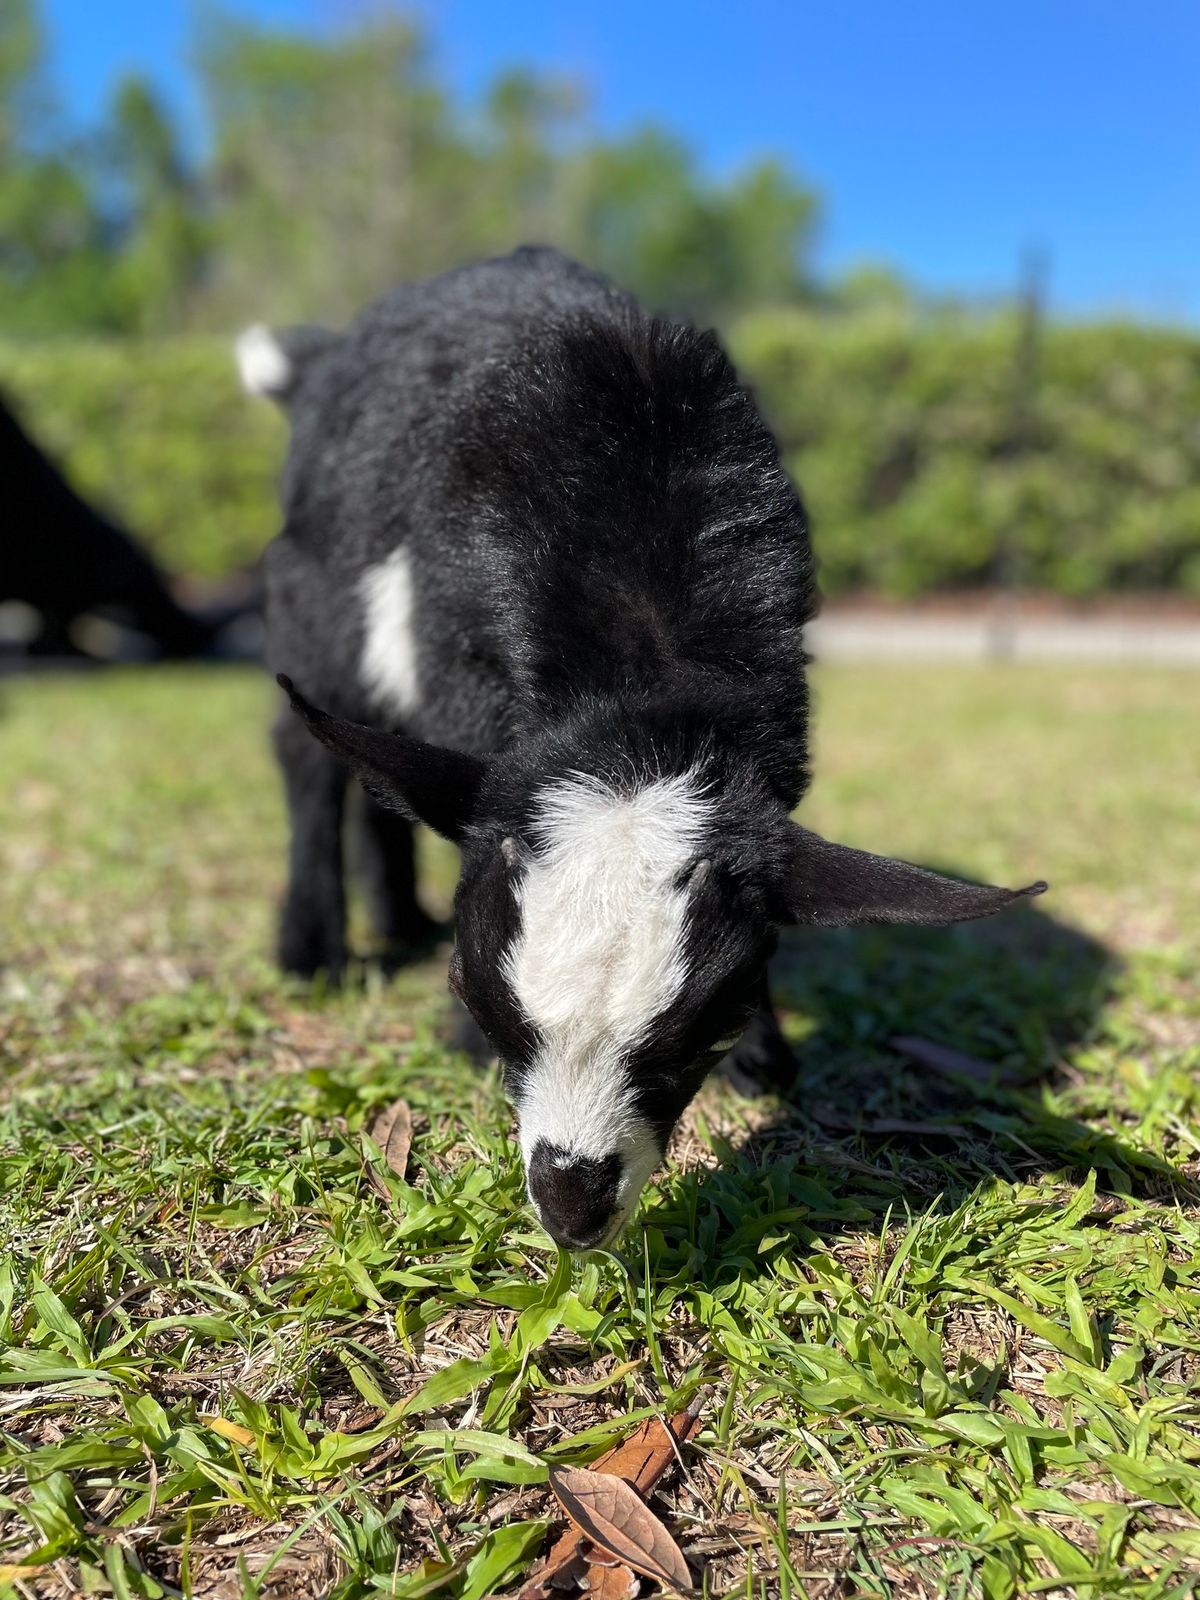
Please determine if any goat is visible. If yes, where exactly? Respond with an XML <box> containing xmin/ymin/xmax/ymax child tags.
<box><xmin>1</xmin><ymin>390</ymin><xmax>214</xmax><ymax>661</ymax></box>
<box><xmin>239</xmin><ymin>247</ymin><xmax>1044</xmax><ymax>1249</ymax></box>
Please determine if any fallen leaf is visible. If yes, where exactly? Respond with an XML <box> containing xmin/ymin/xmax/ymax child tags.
<box><xmin>548</xmin><ymin>1467</ymin><xmax>691</xmax><ymax>1591</ymax></box>
<box><xmin>199</xmin><ymin>1414</ymin><xmax>256</xmax><ymax>1447</ymax></box>
<box><xmin>367</xmin><ymin>1097</ymin><xmax>413</xmax><ymax>1196</ymax></box>
<box><xmin>590</xmin><ymin>1400</ymin><xmax>704</xmax><ymax>1492</ymax></box>
<box><xmin>582</xmin><ymin>1542</ymin><xmax>624</xmax><ymax>1569</ymax></box>
<box><xmin>523</xmin><ymin>1525</ymin><xmax>604</xmax><ymax>1596</ymax></box>
<box><xmin>583</xmin><ymin>1560</ymin><xmax>637</xmax><ymax>1598</ymax></box>
<box><xmin>0</xmin><ymin>1566</ymin><xmax>48</xmax><ymax>1583</ymax></box>
<box><xmin>542</xmin><ymin>1548</ymin><xmax>589</xmax><ymax>1591</ymax></box>
<box><xmin>518</xmin><ymin>1395</ymin><xmax>704</xmax><ymax>1598</ymax></box>
<box><xmin>888</xmin><ymin>1034</ymin><xmax>1003</xmax><ymax>1085</ymax></box>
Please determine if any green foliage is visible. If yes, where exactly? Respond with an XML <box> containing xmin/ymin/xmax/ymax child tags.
<box><xmin>0</xmin><ymin>0</ymin><xmax>121</xmax><ymax>335</ymax></box>
<box><xmin>105</xmin><ymin>76</ymin><xmax>207</xmax><ymax>334</ymax></box>
<box><xmin>3</xmin><ymin>1</ymin><xmax>1195</xmax><ymax>596</ymax></box>
<box><xmin>1</xmin><ymin>338</ymin><xmax>284</xmax><ymax>577</ymax></box>
<box><xmin>0</xmin><ymin>3</ymin><xmax>818</xmax><ymax>335</ymax></box>
<box><xmin>6</xmin><ymin>311</ymin><xmax>1200</xmax><ymax>596</ymax></box>
<box><xmin>732</xmin><ymin>308</ymin><xmax>1200</xmax><ymax>595</ymax></box>
<box><xmin>190</xmin><ymin>11</ymin><xmax>817</xmax><ymax>327</ymax></box>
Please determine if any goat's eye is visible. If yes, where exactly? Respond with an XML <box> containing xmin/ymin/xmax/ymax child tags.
<box><xmin>448</xmin><ymin>948</ymin><xmax>466</xmax><ymax>1001</ymax></box>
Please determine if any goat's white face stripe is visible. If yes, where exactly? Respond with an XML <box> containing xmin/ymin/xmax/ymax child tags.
<box><xmin>360</xmin><ymin>547</ymin><xmax>419</xmax><ymax>718</ymax></box>
<box><xmin>505</xmin><ymin>771</ymin><xmax>712</xmax><ymax>1210</ymax></box>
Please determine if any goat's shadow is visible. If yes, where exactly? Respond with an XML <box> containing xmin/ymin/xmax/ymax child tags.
<box><xmin>648</xmin><ymin>897</ymin><xmax>1186</xmax><ymax>1284</ymax></box>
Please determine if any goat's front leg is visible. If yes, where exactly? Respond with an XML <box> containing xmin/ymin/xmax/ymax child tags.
<box><xmin>719</xmin><ymin>971</ymin><xmax>797</xmax><ymax>1094</ymax></box>
<box><xmin>448</xmin><ymin>997</ymin><xmax>494</xmax><ymax>1065</ymax></box>
<box><xmin>354</xmin><ymin>795</ymin><xmax>441</xmax><ymax>963</ymax></box>
<box><xmin>273</xmin><ymin>706</ymin><xmax>349</xmax><ymax>981</ymax></box>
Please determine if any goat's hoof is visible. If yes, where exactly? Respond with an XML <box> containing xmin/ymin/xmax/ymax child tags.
<box><xmin>719</xmin><ymin>1032</ymin><xmax>797</xmax><ymax>1096</ymax></box>
<box><xmin>278</xmin><ymin>932</ymin><xmax>348</xmax><ymax>987</ymax></box>
<box><xmin>375</xmin><ymin>914</ymin><xmax>445</xmax><ymax>974</ymax></box>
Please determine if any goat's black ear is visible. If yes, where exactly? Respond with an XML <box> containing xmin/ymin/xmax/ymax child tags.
<box><xmin>782</xmin><ymin>825</ymin><xmax>1046</xmax><ymax>927</ymax></box>
<box><xmin>277</xmin><ymin>675</ymin><xmax>486</xmax><ymax>842</ymax></box>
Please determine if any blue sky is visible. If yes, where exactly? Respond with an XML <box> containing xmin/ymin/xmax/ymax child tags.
<box><xmin>40</xmin><ymin>0</ymin><xmax>1200</xmax><ymax>321</ymax></box>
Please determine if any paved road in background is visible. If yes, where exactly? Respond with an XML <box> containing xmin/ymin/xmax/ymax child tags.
<box><xmin>809</xmin><ymin>612</ymin><xmax>1200</xmax><ymax>665</ymax></box>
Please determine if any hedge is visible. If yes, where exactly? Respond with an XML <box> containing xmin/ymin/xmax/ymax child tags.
<box><xmin>2</xmin><ymin>339</ymin><xmax>285</xmax><ymax>582</ymax></box>
<box><xmin>6</xmin><ymin>313</ymin><xmax>1200</xmax><ymax>595</ymax></box>
<box><xmin>735</xmin><ymin>310</ymin><xmax>1200</xmax><ymax>596</ymax></box>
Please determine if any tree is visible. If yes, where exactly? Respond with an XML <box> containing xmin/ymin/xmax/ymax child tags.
<box><xmin>0</xmin><ymin>1</ymin><xmax>823</xmax><ymax>335</ymax></box>
<box><xmin>831</xmin><ymin>262</ymin><xmax>913</xmax><ymax>314</ymax></box>
<box><xmin>0</xmin><ymin>0</ymin><xmax>121</xmax><ymax>332</ymax></box>
<box><xmin>191</xmin><ymin>10</ymin><xmax>821</xmax><ymax>328</ymax></box>
<box><xmin>194</xmin><ymin>12</ymin><xmax>474</xmax><ymax>323</ymax></box>
<box><xmin>106</xmin><ymin>76</ymin><xmax>206</xmax><ymax>331</ymax></box>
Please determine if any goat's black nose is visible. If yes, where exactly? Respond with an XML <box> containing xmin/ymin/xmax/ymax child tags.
<box><xmin>527</xmin><ymin>1141</ymin><xmax>621</xmax><ymax>1250</ymax></box>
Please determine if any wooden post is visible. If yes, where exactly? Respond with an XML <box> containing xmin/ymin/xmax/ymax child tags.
<box><xmin>987</xmin><ymin>245</ymin><xmax>1046</xmax><ymax>659</ymax></box>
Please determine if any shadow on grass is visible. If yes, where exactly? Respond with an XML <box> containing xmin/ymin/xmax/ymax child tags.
<box><xmin>649</xmin><ymin>896</ymin><xmax>1191</xmax><ymax>1283</ymax></box>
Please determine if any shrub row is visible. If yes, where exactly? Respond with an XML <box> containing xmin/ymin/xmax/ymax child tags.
<box><xmin>6</xmin><ymin>313</ymin><xmax>1200</xmax><ymax>595</ymax></box>
<box><xmin>735</xmin><ymin>310</ymin><xmax>1200</xmax><ymax>596</ymax></box>
<box><xmin>3</xmin><ymin>339</ymin><xmax>285</xmax><ymax>581</ymax></box>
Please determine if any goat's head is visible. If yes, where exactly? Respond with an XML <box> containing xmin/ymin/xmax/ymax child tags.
<box><xmin>279</xmin><ymin>677</ymin><xmax>1045</xmax><ymax>1249</ymax></box>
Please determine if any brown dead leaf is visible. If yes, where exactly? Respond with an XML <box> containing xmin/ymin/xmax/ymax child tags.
<box><xmin>540</xmin><ymin>1548</ymin><xmax>590</xmax><ymax>1591</ymax></box>
<box><xmin>582</xmin><ymin>1543</ymin><xmax>624</xmax><ymax>1569</ymax></box>
<box><xmin>521</xmin><ymin>1520</ymin><xmax>611</xmax><ymax>1595</ymax></box>
<box><xmin>583</xmin><ymin>1558</ymin><xmax>638</xmax><ymax>1598</ymax></box>
<box><xmin>888</xmin><ymin>1034</ymin><xmax>1003</xmax><ymax>1085</ymax></box>
<box><xmin>367</xmin><ymin>1098</ymin><xmax>413</xmax><ymax>1197</ymax></box>
<box><xmin>548</xmin><ymin>1468</ymin><xmax>691</xmax><ymax>1591</ymax></box>
<box><xmin>518</xmin><ymin>1394</ymin><xmax>705</xmax><ymax>1599</ymax></box>
<box><xmin>591</xmin><ymin>1401</ymin><xmax>703</xmax><ymax>1491</ymax></box>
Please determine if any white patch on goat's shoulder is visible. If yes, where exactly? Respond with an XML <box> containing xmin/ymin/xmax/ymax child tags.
<box><xmin>359</xmin><ymin>547</ymin><xmax>419</xmax><ymax>718</ymax></box>
<box><xmin>506</xmin><ymin>771</ymin><xmax>712</xmax><ymax>1210</ymax></box>
<box><xmin>234</xmin><ymin>324</ymin><xmax>291</xmax><ymax>397</ymax></box>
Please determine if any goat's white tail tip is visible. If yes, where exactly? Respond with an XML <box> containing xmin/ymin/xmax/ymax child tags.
<box><xmin>235</xmin><ymin>323</ymin><xmax>291</xmax><ymax>397</ymax></box>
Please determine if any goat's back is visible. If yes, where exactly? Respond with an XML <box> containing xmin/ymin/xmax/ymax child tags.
<box><xmin>266</xmin><ymin>247</ymin><xmax>816</xmax><ymax>788</ymax></box>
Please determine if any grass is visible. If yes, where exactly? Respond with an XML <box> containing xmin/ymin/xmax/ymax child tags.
<box><xmin>1</xmin><ymin>661</ymin><xmax>1198</xmax><ymax>1600</ymax></box>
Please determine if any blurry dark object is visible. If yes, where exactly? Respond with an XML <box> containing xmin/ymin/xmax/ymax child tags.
<box><xmin>987</xmin><ymin>246</ymin><xmax>1046</xmax><ymax>658</ymax></box>
<box><xmin>0</xmin><ymin>389</ymin><xmax>260</xmax><ymax>665</ymax></box>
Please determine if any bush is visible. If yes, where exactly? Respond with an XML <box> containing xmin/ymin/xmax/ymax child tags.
<box><xmin>2</xmin><ymin>338</ymin><xmax>285</xmax><ymax>579</ymax></box>
<box><xmin>6</xmin><ymin>314</ymin><xmax>1200</xmax><ymax>596</ymax></box>
<box><xmin>730</xmin><ymin>309</ymin><xmax>1200</xmax><ymax>596</ymax></box>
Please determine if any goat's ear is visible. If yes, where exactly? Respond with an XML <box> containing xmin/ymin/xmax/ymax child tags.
<box><xmin>782</xmin><ymin>824</ymin><xmax>1046</xmax><ymax>927</ymax></box>
<box><xmin>277</xmin><ymin>675</ymin><xmax>486</xmax><ymax>842</ymax></box>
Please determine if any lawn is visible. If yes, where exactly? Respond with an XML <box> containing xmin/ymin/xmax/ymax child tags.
<box><xmin>1</xmin><ymin>662</ymin><xmax>1198</xmax><ymax>1600</ymax></box>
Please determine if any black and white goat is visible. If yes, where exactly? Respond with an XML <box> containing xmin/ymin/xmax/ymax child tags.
<box><xmin>239</xmin><ymin>247</ymin><xmax>1044</xmax><ymax>1250</ymax></box>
